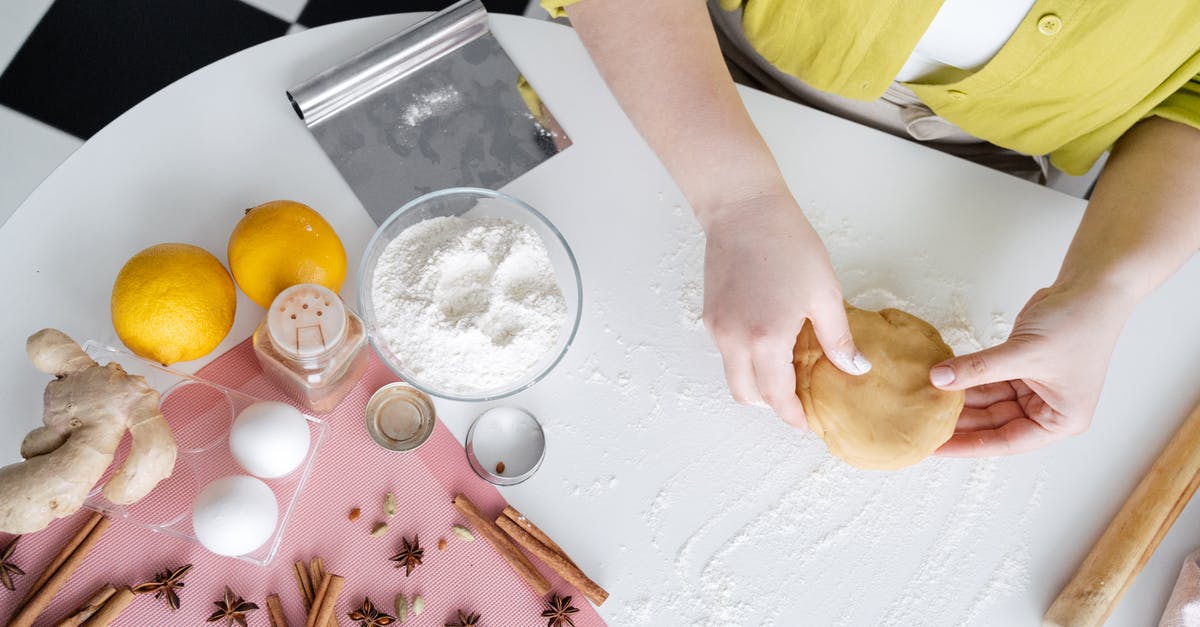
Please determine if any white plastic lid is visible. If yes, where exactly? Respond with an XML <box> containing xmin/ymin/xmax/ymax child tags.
<box><xmin>267</xmin><ymin>284</ymin><xmax>346</xmax><ymax>359</ymax></box>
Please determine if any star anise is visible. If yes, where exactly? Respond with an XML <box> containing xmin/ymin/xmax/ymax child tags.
<box><xmin>348</xmin><ymin>597</ymin><xmax>395</xmax><ymax>626</ymax></box>
<box><xmin>206</xmin><ymin>586</ymin><xmax>258</xmax><ymax>627</ymax></box>
<box><xmin>445</xmin><ymin>609</ymin><xmax>481</xmax><ymax>627</ymax></box>
<box><xmin>389</xmin><ymin>535</ymin><xmax>424</xmax><ymax>576</ymax></box>
<box><xmin>0</xmin><ymin>536</ymin><xmax>24</xmax><ymax>592</ymax></box>
<box><xmin>132</xmin><ymin>563</ymin><xmax>193</xmax><ymax>610</ymax></box>
<box><xmin>541</xmin><ymin>594</ymin><xmax>579</xmax><ymax>627</ymax></box>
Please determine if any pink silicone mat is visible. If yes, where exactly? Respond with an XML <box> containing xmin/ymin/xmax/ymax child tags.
<box><xmin>0</xmin><ymin>340</ymin><xmax>606</xmax><ymax>626</ymax></box>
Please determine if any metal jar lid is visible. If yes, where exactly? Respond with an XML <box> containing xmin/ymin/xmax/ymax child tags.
<box><xmin>364</xmin><ymin>383</ymin><xmax>436</xmax><ymax>452</ymax></box>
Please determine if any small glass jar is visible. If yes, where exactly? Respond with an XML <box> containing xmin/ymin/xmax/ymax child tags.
<box><xmin>252</xmin><ymin>283</ymin><xmax>368</xmax><ymax>413</ymax></box>
<box><xmin>363</xmin><ymin>383</ymin><xmax>436</xmax><ymax>452</ymax></box>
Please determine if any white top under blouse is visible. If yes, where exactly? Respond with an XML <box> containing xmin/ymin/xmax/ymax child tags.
<box><xmin>894</xmin><ymin>0</ymin><xmax>1038</xmax><ymax>82</ymax></box>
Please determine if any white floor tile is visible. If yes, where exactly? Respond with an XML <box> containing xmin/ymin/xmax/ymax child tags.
<box><xmin>0</xmin><ymin>105</ymin><xmax>82</xmax><ymax>227</ymax></box>
<box><xmin>240</xmin><ymin>0</ymin><xmax>307</xmax><ymax>24</ymax></box>
<box><xmin>0</xmin><ymin>0</ymin><xmax>55</xmax><ymax>72</ymax></box>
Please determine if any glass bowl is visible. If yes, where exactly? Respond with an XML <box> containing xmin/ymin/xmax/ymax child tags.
<box><xmin>358</xmin><ymin>188</ymin><xmax>582</xmax><ymax>402</ymax></box>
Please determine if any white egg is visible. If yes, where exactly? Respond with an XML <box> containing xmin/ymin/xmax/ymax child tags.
<box><xmin>192</xmin><ymin>475</ymin><xmax>278</xmax><ymax>557</ymax></box>
<box><xmin>229</xmin><ymin>401</ymin><xmax>311</xmax><ymax>478</ymax></box>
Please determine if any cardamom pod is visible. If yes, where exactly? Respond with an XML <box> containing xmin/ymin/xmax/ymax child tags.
<box><xmin>412</xmin><ymin>595</ymin><xmax>426</xmax><ymax>616</ymax></box>
<box><xmin>451</xmin><ymin>525</ymin><xmax>475</xmax><ymax>542</ymax></box>
<box><xmin>384</xmin><ymin>493</ymin><xmax>397</xmax><ymax>518</ymax></box>
<box><xmin>395</xmin><ymin>593</ymin><xmax>409</xmax><ymax>623</ymax></box>
<box><xmin>370</xmin><ymin>522</ymin><xmax>389</xmax><ymax>537</ymax></box>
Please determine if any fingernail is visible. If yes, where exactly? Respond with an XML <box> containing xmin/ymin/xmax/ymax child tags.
<box><xmin>852</xmin><ymin>351</ymin><xmax>872</xmax><ymax>374</ymax></box>
<box><xmin>930</xmin><ymin>365</ymin><xmax>955</xmax><ymax>387</ymax></box>
<box><xmin>832</xmin><ymin>351</ymin><xmax>871</xmax><ymax>375</ymax></box>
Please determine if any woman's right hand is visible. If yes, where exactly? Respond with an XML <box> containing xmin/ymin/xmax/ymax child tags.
<box><xmin>701</xmin><ymin>190</ymin><xmax>871</xmax><ymax>428</ymax></box>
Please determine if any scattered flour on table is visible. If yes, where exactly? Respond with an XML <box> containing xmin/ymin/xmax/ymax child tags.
<box><xmin>564</xmin><ymin>474</ymin><xmax>619</xmax><ymax>499</ymax></box>
<box><xmin>370</xmin><ymin>216</ymin><xmax>566</xmax><ymax>394</ymax></box>
<box><xmin>660</xmin><ymin>205</ymin><xmax>706</xmax><ymax>330</ymax></box>
<box><xmin>667</xmin><ymin>204</ymin><xmax>1015</xmax><ymax>354</ymax></box>
<box><xmin>850</xmin><ymin>287</ymin><xmax>1013</xmax><ymax>355</ymax></box>
<box><xmin>578</xmin><ymin>197</ymin><xmax>1043</xmax><ymax>625</ymax></box>
<box><xmin>401</xmin><ymin>85</ymin><xmax>462</xmax><ymax>126</ymax></box>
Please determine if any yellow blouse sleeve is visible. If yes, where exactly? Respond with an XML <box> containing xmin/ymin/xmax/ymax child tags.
<box><xmin>1148</xmin><ymin>73</ymin><xmax>1200</xmax><ymax>132</ymax></box>
<box><xmin>540</xmin><ymin>0</ymin><xmax>580</xmax><ymax>18</ymax></box>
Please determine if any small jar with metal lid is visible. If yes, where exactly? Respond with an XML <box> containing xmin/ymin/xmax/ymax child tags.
<box><xmin>252</xmin><ymin>283</ymin><xmax>368</xmax><ymax>413</ymax></box>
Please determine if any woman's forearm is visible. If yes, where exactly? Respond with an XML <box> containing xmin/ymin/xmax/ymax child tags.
<box><xmin>566</xmin><ymin>0</ymin><xmax>788</xmax><ymax>226</ymax></box>
<box><xmin>1056</xmin><ymin>117</ymin><xmax>1200</xmax><ymax>304</ymax></box>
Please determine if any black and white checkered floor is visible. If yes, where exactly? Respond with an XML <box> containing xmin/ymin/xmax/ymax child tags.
<box><xmin>0</xmin><ymin>0</ymin><xmax>548</xmax><ymax>225</ymax></box>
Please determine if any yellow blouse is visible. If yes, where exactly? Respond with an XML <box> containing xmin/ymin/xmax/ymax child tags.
<box><xmin>544</xmin><ymin>0</ymin><xmax>1200</xmax><ymax>175</ymax></box>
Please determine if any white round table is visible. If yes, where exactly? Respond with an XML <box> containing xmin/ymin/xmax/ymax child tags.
<box><xmin>3</xmin><ymin>13</ymin><xmax>1198</xmax><ymax>625</ymax></box>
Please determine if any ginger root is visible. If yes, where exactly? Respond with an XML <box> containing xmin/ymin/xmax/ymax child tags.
<box><xmin>0</xmin><ymin>329</ymin><xmax>177</xmax><ymax>534</ymax></box>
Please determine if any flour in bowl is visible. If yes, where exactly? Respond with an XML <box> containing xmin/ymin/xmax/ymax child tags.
<box><xmin>371</xmin><ymin>216</ymin><xmax>567</xmax><ymax>394</ymax></box>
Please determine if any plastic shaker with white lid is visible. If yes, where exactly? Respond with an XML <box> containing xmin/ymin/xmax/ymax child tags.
<box><xmin>251</xmin><ymin>283</ymin><xmax>368</xmax><ymax>413</ymax></box>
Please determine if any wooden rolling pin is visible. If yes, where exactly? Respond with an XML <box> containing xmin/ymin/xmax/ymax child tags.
<box><xmin>1044</xmin><ymin>401</ymin><xmax>1200</xmax><ymax>626</ymax></box>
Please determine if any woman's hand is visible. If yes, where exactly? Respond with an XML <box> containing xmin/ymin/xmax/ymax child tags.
<box><xmin>566</xmin><ymin>0</ymin><xmax>872</xmax><ymax>426</ymax></box>
<box><xmin>702</xmin><ymin>191</ymin><xmax>870</xmax><ymax>428</ymax></box>
<box><xmin>930</xmin><ymin>281</ymin><xmax>1134</xmax><ymax>456</ymax></box>
<box><xmin>932</xmin><ymin>118</ymin><xmax>1200</xmax><ymax>457</ymax></box>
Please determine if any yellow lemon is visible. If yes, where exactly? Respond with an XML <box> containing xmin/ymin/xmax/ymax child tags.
<box><xmin>227</xmin><ymin>200</ymin><xmax>347</xmax><ymax>308</ymax></box>
<box><xmin>111</xmin><ymin>243</ymin><xmax>237</xmax><ymax>365</ymax></box>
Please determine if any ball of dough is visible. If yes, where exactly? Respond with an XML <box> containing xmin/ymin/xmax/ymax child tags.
<box><xmin>793</xmin><ymin>305</ymin><xmax>964</xmax><ymax>470</ymax></box>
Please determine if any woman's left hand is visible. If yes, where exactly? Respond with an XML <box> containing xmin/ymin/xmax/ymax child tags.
<box><xmin>930</xmin><ymin>118</ymin><xmax>1200</xmax><ymax>456</ymax></box>
<box><xmin>929</xmin><ymin>281</ymin><xmax>1134</xmax><ymax>456</ymax></box>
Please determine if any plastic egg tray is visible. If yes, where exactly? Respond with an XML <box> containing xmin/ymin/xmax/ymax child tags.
<box><xmin>81</xmin><ymin>342</ymin><xmax>328</xmax><ymax>566</ymax></box>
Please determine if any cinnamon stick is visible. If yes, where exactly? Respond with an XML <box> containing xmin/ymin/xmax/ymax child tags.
<box><xmin>501</xmin><ymin>506</ymin><xmax>576</xmax><ymax>567</ymax></box>
<box><xmin>301</xmin><ymin>558</ymin><xmax>336</xmax><ymax>627</ymax></box>
<box><xmin>293</xmin><ymin>561</ymin><xmax>313</xmax><ymax>610</ymax></box>
<box><xmin>308</xmin><ymin>557</ymin><xmax>324</xmax><ymax>590</ymax></box>
<box><xmin>304</xmin><ymin>573</ymin><xmax>331</xmax><ymax>627</ymax></box>
<box><xmin>80</xmin><ymin>586</ymin><xmax>135</xmax><ymax>627</ymax></box>
<box><xmin>9</xmin><ymin>514</ymin><xmax>112</xmax><ymax>627</ymax></box>
<box><xmin>266</xmin><ymin>593</ymin><xmax>289</xmax><ymax>627</ymax></box>
<box><xmin>55</xmin><ymin>583</ymin><xmax>117</xmax><ymax>627</ymax></box>
<box><xmin>315</xmin><ymin>559</ymin><xmax>338</xmax><ymax>627</ymax></box>
<box><xmin>22</xmin><ymin>512</ymin><xmax>105</xmax><ymax>605</ymax></box>
<box><xmin>496</xmin><ymin>514</ymin><xmax>608</xmax><ymax>606</ymax></box>
<box><xmin>305</xmin><ymin>574</ymin><xmax>344</xmax><ymax>627</ymax></box>
<box><xmin>452</xmin><ymin>494</ymin><xmax>551</xmax><ymax>596</ymax></box>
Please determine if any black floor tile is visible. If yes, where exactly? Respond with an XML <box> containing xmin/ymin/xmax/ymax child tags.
<box><xmin>0</xmin><ymin>0</ymin><xmax>289</xmax><ymax>139</ymax></box>
<box><xmin>298</xmin><ymin>0</ymin><xmax>530</xmax><ymax>28</ymax></box>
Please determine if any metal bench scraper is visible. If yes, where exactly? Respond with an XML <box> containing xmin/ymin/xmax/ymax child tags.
<box><xmin>287</xmin><ymin>0</ymin><xmax>572</xmax><ymax>224</ymax></box>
